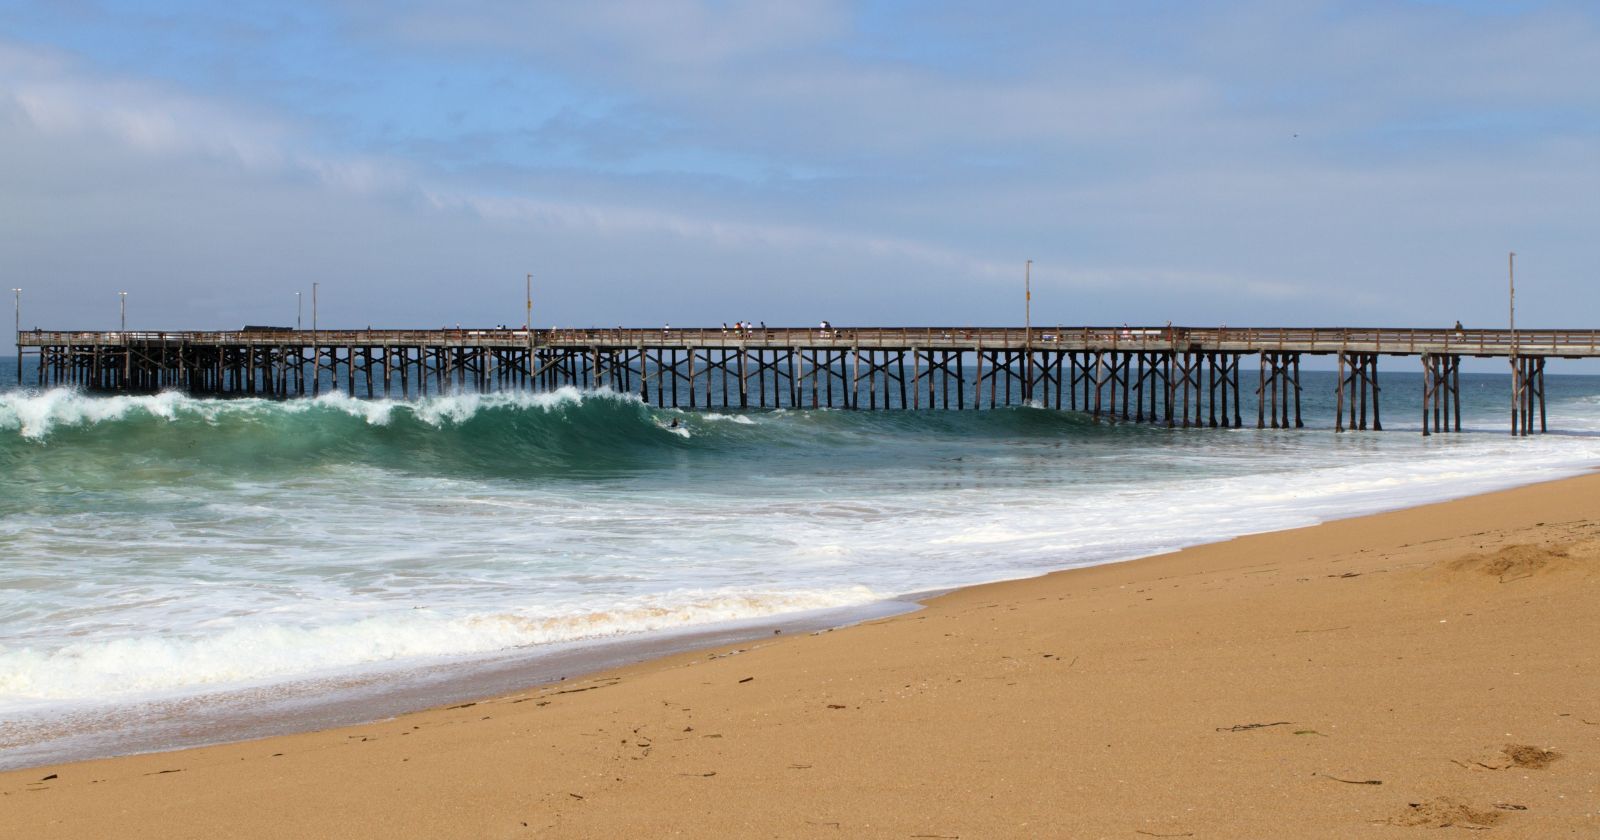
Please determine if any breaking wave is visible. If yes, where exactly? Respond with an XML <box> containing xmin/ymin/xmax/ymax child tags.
<box><xmin>0</xmin><ymin>387</ymin><xmax>1112</xmax><ymax>479</ymax></box>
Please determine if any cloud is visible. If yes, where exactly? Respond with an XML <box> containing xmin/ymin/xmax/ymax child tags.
<box><xmin>0</xmin><ymin>38</ymin><xmax>1024</xmax><ymax>281</ymax></box>
<box><xmin>375</xmin><ymin>0</ymin><xmax>1231</xmax><ymax>166</ymax></box>
<box><xmin>1</xmin><ymin>1</ymin><xmax>1596</xmax><ymax>341</ymax></box>
<box><xmin>387</xmin><ymin>0</ymin><xmax>851</xmax><ymax>70</ymax></box>
<box><xmin>369</xmin><ymin>0</ymin><xmax>1600</xmax><ymax>171</ymax></box>
<box><xmin>3</xmin><ymin>45</ymin><xmax>279</xmax><ymax>167</ymax></box>
<box><xmin>0</xmin><ymin>37</ymin><xmax>1043</xmax><ymax>335</ymax></box>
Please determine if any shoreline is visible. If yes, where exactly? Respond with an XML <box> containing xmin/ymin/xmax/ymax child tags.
<box><xmin>4</xmin><ymin>464</ymin><xmax>1599</xmax><ymax>767</ymax></box>
<box><xmin>0</xmin><ymin>599</ymin><xmax>919</xmax><ymax>773</ymax></box>
<box><xmin>5</xmin><ymin>471</ymin><xmax>1599</xmax><ymax>836</ymax></box>
<box><xmin>4</xmin><ymin>463</ymin><xmax>1592</xmax><ymax>773</ymax></box>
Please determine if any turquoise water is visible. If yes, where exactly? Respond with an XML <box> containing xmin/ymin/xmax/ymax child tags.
<box><xmin>4</xmin><ymin>355</ymin><xmax>1600</xmax><ymax>764</ymax></box>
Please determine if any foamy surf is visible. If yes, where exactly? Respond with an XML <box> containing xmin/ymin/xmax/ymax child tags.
<box><xmin>0</xmin><ymin>385</ymin><xmax>644</xmax><ymax>439</ymax></box>
<box><xmin>0</xmin><ymin>587</ymin><xmax>880</xmax><ymax>704</ymax></box>
<box><xmin>3</xmin><ymin>370</ymin><xmax>1600</xmax><ymax>767</ymax></box>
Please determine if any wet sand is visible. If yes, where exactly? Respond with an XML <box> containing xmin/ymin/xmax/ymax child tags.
<box><xmin>4</xmin><ymin>474</ymin><xmax>1598</xmax><ymax>838</ymax></box>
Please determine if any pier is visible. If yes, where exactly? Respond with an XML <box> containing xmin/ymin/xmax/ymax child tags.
<box><xmin>17</xmin><ymin>326</ymin><xmax>1599</xmax><ymax>435</ymax></box>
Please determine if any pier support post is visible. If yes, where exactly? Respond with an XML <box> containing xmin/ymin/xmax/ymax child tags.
<box><xmin>1335</xmin><ymin>352</ymin><xmax>1380</xmax><ymax>431</ymax></box>
<box><xmin>1257</xmin><ymin>352</ymin><xmax>1301</xmax><ymax>430</ymax></box>
<box><xmin>1421</xmin><ymin>354</ymin><xmax>1462</xmax><ymax>436</ymax></box>
<box><xmin>1511</xmin><ymin>355</ymin><xmax>1547</xmax><ymax>435</ymax></box>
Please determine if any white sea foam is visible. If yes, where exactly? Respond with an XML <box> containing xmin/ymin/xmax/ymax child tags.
<box><xmin>0</xmin><ymin>389</ymin><xmax>214</xmax><ymax>439</ymax></box>
<box><xmin>404</xmin><ymin>388</ymin><xmax>623</xmax><ymax>426</ymax></box>
<box><xmin>0</xmin><ymin>386</ymin><xmax>643</xmax><ymax>439</ymax></box>
<box><xmin>0</xmin><ymin>587</ymin><xmax>879</xmax><ymax>702</ymax></box>
<box><xmin>701</xmin><ymin>413</ymin><xmax>757</xmax><ymax>424</ymax></box>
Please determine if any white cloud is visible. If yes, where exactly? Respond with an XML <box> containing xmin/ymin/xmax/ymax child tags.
<box><xmin>2</xmin><ymin>2</ymin><xmax>1596</xmax><ymax>337</ymax></box>
<box><xmin>373</xmin><ymin>0</ymin><xmax>1600</xmax><ymax>171</ymax></box>
<box><xmin>0</xmin><ymin>39</ymin><xmax>1023</xmax><ymax>281</ymax></box>
<box><xmin>2</xmin><ymin>44</ymin><xmax>295</xmax><ymax>171</ymax></box>
<box><xmin>390</xmin><ymin>0</ymin><xmax>850</xmax><ymax>69</ymax></box>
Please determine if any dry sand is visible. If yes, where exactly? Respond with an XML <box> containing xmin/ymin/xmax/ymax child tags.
<box><xmin>4</xmin><ymin>474</ymin><xmax>1599</xmax><ymax>838</ymax></box>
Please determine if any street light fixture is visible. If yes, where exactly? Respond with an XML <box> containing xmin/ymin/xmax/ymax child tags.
<box><xmin>525</xmin><ymin>271</ymin><xmax>536</xmax><ymax>367</ymax></box>
<box><xmin>1024</xmin><ymin>260</ymin><xmax>1033</xmax><ymax>401</ymax></box>
<box><xmin>1024</xmin><ymin>260</ymin><xmax>1032</xmax><ymax>339</ymax></box>
<box><xmin>1508</xmin><ymin>251</ymin><xmax>1516</xmax><ymax>349</ymax></box>
<box><xmin>1509</xmin><ymin>251</ymin><xmax>1518</xmax><ymax>435</ymax></box>
<box><xmin>119</xmin><ymin>291</ymin><xmax>127</xmax><ymax>332</ymax></box>
<box><xmin>11</xmin><ymin>288</ymin><xmax>20</xmax><ymax>384</ymax></box>
<box><xmin>297</xmin><ymin>291</ymin><xmax>303</xmax><ymax>332</ymax></box>
<box><xmin>311</xmin><ymin>282</ymin><xmax>320</xmax><ymax>397</ymax></box>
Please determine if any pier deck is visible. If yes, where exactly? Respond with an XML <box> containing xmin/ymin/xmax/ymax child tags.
<box><xmin>18</xmin><ymin>326</ymin><xmax>1598</xmax><ymax>435</ymax></box>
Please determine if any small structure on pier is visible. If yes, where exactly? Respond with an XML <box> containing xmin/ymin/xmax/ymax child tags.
<box><xmin>17</xmin><ymin>326</ymin><xmax>1597</xmax><ymax>435</ymax></box>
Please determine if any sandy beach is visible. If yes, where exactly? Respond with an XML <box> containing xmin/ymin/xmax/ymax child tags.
<box><xmin>4</xmin><ymin>473</ymin><xmax>1598</xmax><ymax>838</ymax></box>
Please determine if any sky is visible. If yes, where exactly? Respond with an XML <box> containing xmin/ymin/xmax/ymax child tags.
<box><xmin>1</xmin><ymin>0</ymin><xmax>1597</xmax><ymax>341</ymax></box>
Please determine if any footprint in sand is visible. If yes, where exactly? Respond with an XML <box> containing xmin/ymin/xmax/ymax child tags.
<box><xmin>1457</xmin><ymin>743</ymin><xmax>1561</xmax><ymax>771</ymax></box>
<box><xmin>1385</xmin><ymin>797</ymin><xmax>1506</xmax><ymax>830</ymax></box>
<box><xmin>1440</xmin><ymin>540</ymin><xmax>1599</xmax><ymax>583</ymax></box>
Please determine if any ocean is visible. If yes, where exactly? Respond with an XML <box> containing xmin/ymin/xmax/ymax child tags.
<box><xmin>4</xmin><ymin>355</ymin><xmax>1600</xmax><ymax>768</ymax></box>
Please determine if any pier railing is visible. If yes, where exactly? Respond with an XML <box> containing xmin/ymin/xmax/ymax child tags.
<box><xmin>18</xmin><ymin>326</ymin><xmax>1600</xmax><ymax>356</ymax></box>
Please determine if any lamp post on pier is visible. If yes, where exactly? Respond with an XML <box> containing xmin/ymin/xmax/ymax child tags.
<box><xmin>1509</xmin><ymin>251</ymin><xmax>1519</xmax><ymax>435</ymax></box>
<box><xmin>311</xmin><ymin>282</ymin><xmax>320</xmax><ymax>397</ymax></box>
<box><xmin>115</xmin><ymin>291</ymin><xmax>129</xmax><ymax>391</ymax></box>
<box><xmin>1509</xmin><ymin>251</ymin><xmax>1516</xmax><ymax>348</ymax></box>
<box><xmin>1024</xmin><ymin>260</ymin><xmax>1033</xmax><ymax>402</ymax></box>
<box><xmin>297</xmin><ymin>291</ymin><xmax>303</xmax><ymax>331</ymax></box>
<box><xmin>525</xmin><ymin>272</ymin><xmax>535</xmax><ymax>381</ymax></box>
<box><xmin>11</xmin><ymin>287</ymin><xmax>20</xmax><ymax>384</ymax></box>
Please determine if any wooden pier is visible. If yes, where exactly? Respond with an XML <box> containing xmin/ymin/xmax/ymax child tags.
<box><xmin>16</xmin><ymin>326</ymin><xmax>1600</xmax><ymax>435</ymax></box>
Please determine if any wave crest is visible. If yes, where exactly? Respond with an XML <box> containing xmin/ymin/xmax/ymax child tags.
<box><xmin>0</xmin><ymin>387</ymin><xmax>644</xmax><ymax>440</ymax></box>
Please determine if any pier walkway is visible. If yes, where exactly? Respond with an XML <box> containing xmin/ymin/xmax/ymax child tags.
<box><xmin>19</xmin><ymin>326</ymin><xmax>1600</xmax><ymax>435</ymax></box>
